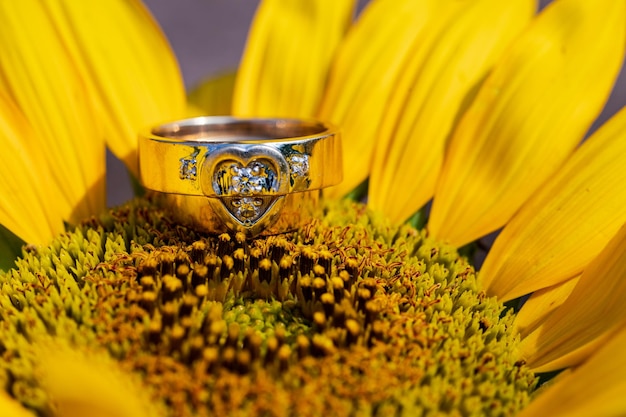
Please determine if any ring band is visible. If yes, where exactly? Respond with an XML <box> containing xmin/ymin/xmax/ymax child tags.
<box><xmin>139</xmin><ymin>116</ymin><xmax>342</xmax><ymax>237</ymax></box>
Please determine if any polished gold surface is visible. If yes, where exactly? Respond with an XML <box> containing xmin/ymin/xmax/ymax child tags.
<box><xmin>139</xmin><ymin>116</ymin><xmax>342</xmax><ymax>197</ymax></box>
<box><xmin>139</xmin><ymin>116</ymin><xmax>341</xmax><ymax>237</ymax></box>
<box><xmin>157</xmin><ymin>190</ymin><xmax>320</xmax><ymax>237</ymax></box>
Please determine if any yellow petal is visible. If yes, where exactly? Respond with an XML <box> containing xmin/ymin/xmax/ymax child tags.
<box><xmin>0</xmin><ymin>0</ymin><xmax>106</xmax><ymax>224</ymax></box>
<box><xmin>0</xmin><ymin>91</ymin><xmax>65</xmax><ymax>244</ymax></box>
<box><xmin>513</xmin><ymin>276</ymin><xmax>579</xmax><ymax>338</ymax></box>
<box><xmin>233</xmin><ymin>0</ymin><xmax>355</xmax><ymax>118</ymax></box>
<box><xmin>368</xmin><ymin>0</ymin><xmax>536</xmax><ymax>223</ymax></box>
<box><xmin>188</xmin><ymin>71</ymin><xmax>237</xmax><ymax>116</ymax></box>
<box><xmin>519</xmin><ymin>223</ymin><xmax>626</xmax><ymax>372</ymax></box>
<box><xmin>0</xmin><ymin>391</ymin><xmax>36</xmax><ymax>417</ymax></box>
<box><xmin>428</xmin><ymin>0</ymin><xmax>626</xmax><ymax>247</ymax></box>
<box><xmin>517</xmin><ymin>325</ymin><xmax>626</xmax><ymax>417</ymax></box>
<box><xmin>41</xmin><ymin>345</ymin><xmax>161</xmax><ymax>417</ymax></box>
<box><xmin>52</xmin><ymin>0</ymin><xmax>186</xmax><ymax>177</ymax></box>
<box><xmin>321</xmin><ymin>0</ymin><xmax>450</xmax><ymax>198</ymax></box>
<box><xmin>481</xmin><ymin>105</ymin><xmax>626</xmax><ymax>300</ymax></box>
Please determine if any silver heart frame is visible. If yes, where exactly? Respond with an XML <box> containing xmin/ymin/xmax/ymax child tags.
<box><xmin>201</xmin><ymin>145</ymin><xmax>289</xmax><ymax>234</ymax></box>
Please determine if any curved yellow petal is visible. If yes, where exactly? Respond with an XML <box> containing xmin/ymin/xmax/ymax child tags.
<box><xmin>513</xmin><ymin>276</ymin><xmax>579</xmax><ymax>338</ymax></box>
<box><xmin>233</xmin><ymin>0</ymin><xmax>355</xmax><ymax>118</ymax></box>
<box><xmin>368</xmin><ymin>0</ymin><xmax>536</xmax><ymax>223</ymax></box>
<box><xmin>519</xmin><ymin>223</ymin><xmax>626</xmax><ymax>372</ymax></box>
<box><xmin>0</xmin><ymin>92</ymin><xmax>65</xmax><ymax>244</ymax></box>
<box><xmin>481</xmin><ymin>105</ymin><xmax>626</xmax><ymax>300</ymax></box>
<box><xmin>188</xmin><ymin>71</ymin><xmax>237</xmax><ymax>117</ymax></box>
<box><xmin>0</xmin><ymin>392</ymin><xmax>35</xmax><ymax>417</ymax></box>
<box><xmin>321</xmin><ymin>0</ymin><xmax>450</xmax><ymax>198</ymax></box>
<box><xmin>41</xmin><ymin>345</ymin><xmax>163</xmax><ymax>417</ymax></box>
<box><xmin>517</xmin><ymin>325</ymin><xmax>626</xmax><ymax>417</ymax></box>
<box><xmin>53</xmin><ymin>0</ymin><xmax>186</xmax><ymax>177</ymax></box>
<box><xmin>428</xmin><ymin>0</ymin><xmax>626</xmax><ymax>247</ymax></box>
<box><xmin>0</xmin><ymin>0</ymin><xmax>105</xmax><ymax>225</ymax></box>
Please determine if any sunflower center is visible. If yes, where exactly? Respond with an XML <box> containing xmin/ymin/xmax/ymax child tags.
<box><xmin>0</xmin><ymin>198</ymin><xmax>536</xmax><ymax>416</ymax></box>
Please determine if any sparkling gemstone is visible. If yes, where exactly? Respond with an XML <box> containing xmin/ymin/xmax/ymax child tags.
<box><xmin>288</xmin><ymin>154</ymin><xmax>309</xmax><ymax>177</ymax></box>
<box><xmin>231</xmin><ymin>197</ymin><xmax>263</xmax><ymax>220</ymax></box>
<box><xmin>230</xmin><ymin>162</ymin><xmax>268</xmax><ymax>195</ymax></box>
<box><xmin>179</xmin><ymin>158</ymin><xmax>197</xmax><ymax>180</ymax></box>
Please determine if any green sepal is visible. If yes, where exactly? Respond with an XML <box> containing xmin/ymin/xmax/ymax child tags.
<box><xmin>406</xmin><ymin>206</ymin><xmax>428</xmax><ymax>230</ymax></box>
<box><xmin>458</xmin><ymin>241</ymin><xmax>478</xmax><ymax>262</ymax></box>
<box><xmin>535</xmin><ymin>369</ymin><xmax>563</xmax><ymax>386</ymax></box>
<box><xmin>503</xmin><ymin>294</ymin><xmax>530</xmax><ymax>315</ymax></box>
<box><xmin>129</xmin><ymin>169</ymin><xmax>146</xmax><ymax>198</ymax></box>
<box><xmin>343</xmin><ymin>178</ymin><xmax>369</xmax><ymax>202</ymax></box>
<box><xmin>0</xmin><ymin>223</ymin><xmax>25</xmax><ymax>271</ymax></box>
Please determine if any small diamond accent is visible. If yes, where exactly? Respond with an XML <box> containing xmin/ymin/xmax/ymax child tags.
<box><xmin>288</xmin><ymin>154</ymin><xmax>309</xmax><ymax>178</ymax></box>
<box><xmin>179</xmin><ymin>157</ymin><xmax>197</xmax><ymax>180</ymax></box>
<box><xmin>231</xmin><ymin>197</ymin><xmax>263</xmax><ymax>222</ymax></box>
<box><xmin>230</xmin><ymin>162</ymin><xmax>268</xmax><ymax>195</ymax></box>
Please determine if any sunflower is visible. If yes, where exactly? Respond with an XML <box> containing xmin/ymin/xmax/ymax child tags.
<box><xmin>1</xmin><ymin>0</ymin><xmax>626</xmax><ymax>416</ymax></box>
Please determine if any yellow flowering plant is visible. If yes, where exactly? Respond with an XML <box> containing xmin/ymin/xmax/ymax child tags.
<box><xmin>1</xmin><ymin>0</ymin><xmax>626</xmax><ymax>416</ymax></box>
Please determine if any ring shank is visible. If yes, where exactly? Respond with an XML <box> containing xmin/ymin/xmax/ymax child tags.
<box><xmin>152</xmin><ymin>117</ymin><xmax>331</xmax><ymax>142</ymax></box>
<box><xmin>139</xmin><ymin>116</ymin><xmax>342</xmax><ymax>197</ymax></box>
<box><xmin>138</xmin><ymin>116</ymin><xmax>341</xmax><ymax>238</ymax></box>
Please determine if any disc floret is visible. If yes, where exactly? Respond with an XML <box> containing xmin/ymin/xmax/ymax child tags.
<box><xmin>0</xmin><ymin>199</ymin><xmax>536</xmax><ymax>416</ymax></box>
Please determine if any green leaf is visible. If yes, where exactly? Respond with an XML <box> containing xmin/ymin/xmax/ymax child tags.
<box><xmin>0</xmin><ymin>224</ymin><xmax>24</xmax><ymax>271</ymax></box>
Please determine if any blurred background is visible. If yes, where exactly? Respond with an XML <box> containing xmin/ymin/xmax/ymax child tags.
<box><xmin>107</xmin><ymin>0</ymin><xmax>626</xmax><ymax>205</ymax></box>
<box><xmin>106</xmin><ymin>0</ymin><xmax>259</xmax><ymax>205</ymax></box>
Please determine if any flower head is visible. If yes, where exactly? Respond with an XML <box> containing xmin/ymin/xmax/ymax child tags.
<box><xmin>2</xmin><ymin>0</ymin><xmax>626</xmax><ymax>415</ymax></box>
<box><xmin>0</xmin><ymin>199</ymin><xmax>537</xmax><ymax>415</ymax></box>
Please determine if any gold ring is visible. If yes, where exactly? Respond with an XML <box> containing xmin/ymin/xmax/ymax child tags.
<box><xmin>138</xmin><ymin>116</ymin><xmax>342</xmax><ymax>237</ymax></box>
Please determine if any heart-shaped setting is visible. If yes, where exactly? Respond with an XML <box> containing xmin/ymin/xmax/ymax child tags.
<box><xmin>202</xmin><ymin>145</ymin><xmax>289</xmax><ymax>234</ymax></box>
